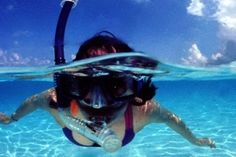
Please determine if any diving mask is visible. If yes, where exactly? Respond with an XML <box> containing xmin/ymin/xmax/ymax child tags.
<box><xmin>55</xmin><ymin>71</ymin><xmax>136</xmax><ymax>121</ymax></box>
<box><xmin>55</xmin><ymin>72</ymin><xmax>136</xmax><ymax>106</ymax></box>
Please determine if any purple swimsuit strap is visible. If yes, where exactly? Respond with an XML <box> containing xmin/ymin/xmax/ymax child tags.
<box><xmin>122</xmin><ymin>105</ymin><xmax>135</xmax><ymax>146</ymax></box>
<box><xmin>124</xmin><ymin>105</ymin><xmax>134</xmax><ymax>129</ymax></box>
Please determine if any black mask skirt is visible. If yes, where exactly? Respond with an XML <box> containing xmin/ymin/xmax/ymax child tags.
<box><xmin>55</xmin><ymin>72</ymin><xmax>140</xmax><ymax>122</ymax></box>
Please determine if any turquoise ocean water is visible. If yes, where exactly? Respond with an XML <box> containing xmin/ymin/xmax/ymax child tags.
<box><xmin>0</xmin><ymin>62</ymin><xmax>236</xmax><ymax>157</ymax></box>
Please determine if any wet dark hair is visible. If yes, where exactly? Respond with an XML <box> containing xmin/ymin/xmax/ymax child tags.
<box><xmin>71</xmin><ymin>31</ymin><xmax>156</xmax><ymax>106</ymax></box>
<box><xmin>73</xmin><ymin>31</ymin><xmax>134</xmax><ymax>61</ymax></box>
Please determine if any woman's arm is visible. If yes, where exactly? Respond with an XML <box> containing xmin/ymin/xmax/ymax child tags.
<box><xmin>0</xmin><ymin>88</ymin><xmax>53</xmax><ymax>124</ymax></box>
<box><xmin>150</xmin><ymin>101</ymin><xmax>216</xmax><ymax>148</ymax></box>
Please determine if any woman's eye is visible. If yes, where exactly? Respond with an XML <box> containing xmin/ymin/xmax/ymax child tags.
<box><xmin>110</xmin><ymin>79</ymin><xmax>127</xmax><ymax>96</ymax></box>
<box><xmin>112</xmin><ymin>83</ymin><xmax>119</xmax><ymax>89</ymax></box>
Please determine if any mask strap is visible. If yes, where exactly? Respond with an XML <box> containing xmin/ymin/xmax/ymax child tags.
<box><xmin>136</xmin><ymin>76</ymin><xmax>146</xmax><ymax>97</ymax></box>
<box><xmin>133</xmin><ymin>76</ymin><xmax>156</xmax><ymax>106</ymax></box>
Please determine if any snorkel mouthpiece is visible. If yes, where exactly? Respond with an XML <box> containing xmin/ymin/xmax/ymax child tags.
<box><xmin>98</xmin><ymin>127</ymin><xmax>122</xmax><ymax>152</ymax></box>
<box><xmin>59</xmin><ymin>110</ymin><xmax>122</xmax><ymax>152</ymax></box>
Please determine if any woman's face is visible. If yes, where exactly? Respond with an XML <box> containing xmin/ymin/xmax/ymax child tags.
<box><xmin>61</xmin><ymin>47</ymin><xmax>131</xmax><ymax>124</ymax></box>
<box><xmin>78</xmin><ymin>102</ymin><xmax>128</xmax><ymax>124</ymax></box>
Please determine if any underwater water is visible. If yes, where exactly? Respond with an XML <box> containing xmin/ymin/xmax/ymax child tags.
<box><xmin>0</xmin><ymin>79</ymin><xmax>236</xmax><ymax>157</ymax></box>
<box><xmin>0</xmin><ymin>58</ymin><xmax>236</xmax><ymax>157</ymax></box>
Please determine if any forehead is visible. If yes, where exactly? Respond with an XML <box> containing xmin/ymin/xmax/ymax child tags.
<box><xmin>87</xmin><ymin>46</ymin><xmax>116</xmax><ymax>57</ymax></box>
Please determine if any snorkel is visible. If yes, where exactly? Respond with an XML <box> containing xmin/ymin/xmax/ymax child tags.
<box><xmin>54</xmin><ymin>0</ymin><xmax>77</xmax><ymax>65</ymax></box>
<box><xmin>53</xmin><ymin>0</ymin><xmax>122</xmax><ymax>152</ymax></box>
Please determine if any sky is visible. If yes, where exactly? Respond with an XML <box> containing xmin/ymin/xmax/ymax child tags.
<box><xmin>0</xmin><ymin>0</ymin><xmax>236</xmax><ymax>66</ymax></box>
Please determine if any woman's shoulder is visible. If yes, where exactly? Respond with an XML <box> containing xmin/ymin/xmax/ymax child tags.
<box><xmin>132</xmin><ymin>99</ymin><xmax>160</xmax><ymax>115</ymax></box>
<box><xmin>42</xmin><ymin>88</ymin><xmax>57</xmax><ymax>101</ymax></box>
<box><xmin>30</xmin><ymin>88</ymin><xmax>56</xmax><ymax>109</ymax></box>
<box><xmin>131</xmin><ymin>99</ymin><xmax>160</xmax><ymax>128</ymax></box>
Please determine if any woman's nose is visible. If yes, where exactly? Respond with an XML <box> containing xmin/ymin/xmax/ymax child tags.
<box><xmin>87</xmin><ymin>86</ymin><xmax>107</xmax><ymax>109</ymax></box>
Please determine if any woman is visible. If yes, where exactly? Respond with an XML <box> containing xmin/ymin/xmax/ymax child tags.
<box><xmin>0</xmin><ymin>32</ymin><xmax>216</xmax><ymax>152</ymax></box>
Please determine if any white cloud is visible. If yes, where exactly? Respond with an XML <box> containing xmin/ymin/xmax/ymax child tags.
<box><xmin>185</xmin><ymin>0</ymin><xmax>236</xmax><ymax>65</ymax></box>
<box><xmin>13</xmin><ymin>30</ymin><xmax>33</xmax><ymax>38</ymax></box>
<box><xmin>187</xmin><ymin>0</ymin><xmax>236</xmax><ymax>41</ymax></box>
<box><xmin>214</xmin><ymin>41</ymin><xmax>236</xmax><ymax>64</ymax></box>
<box><xmin>0</xmin><ymin>48</ymin><xmax>52</xmax><ymax>66</ymax></box>
<box><xmin>209</xmin><ymin>1</ymin><xmax>236</xmax><ymax>64</ymax></box>
<box><xmin>0</xmin><ymin>49</ymin><xmax>4</xmax><ymax>56</ymax></box>
<box><xmin>187</xmin><ymin>0</ymin><xmax>205</xmax><ymax>16</ymax></box>
<box><xmin>12</xmin><ymin>53</ymin><xmax>20</xmax><ymax>61</ymax></box>
<box><xmin>214</xmin><ymin>0</ymin><xmax>236</xmax><ymax>41</ymax></box>
<box><xmin>182</xmin><ymin>42</ymin><xmax>236</xmax><ymax>66</ymax></box>
<box><xmin>14</xmin><ymin>41</ymin><xmax>19</xmax><ymax>45</ymax></box>
<box><xmin>132</xmin><ymin>0</ymin><xmax>151</xmax><ymax>4</ymax></box>
<box><xmin>6</xmin><ymin>5</ymin><xmax>14</xmax><ymax>11</ymax></box>
<box><xmin>181</xmin><ymin>43</ymin><xmax>208</xmax><ymax>66</ymax></box>
<box><xmin>211</xmin><ymin>52</ymin><xmax>223</xmax><ymax>60</ymax></box>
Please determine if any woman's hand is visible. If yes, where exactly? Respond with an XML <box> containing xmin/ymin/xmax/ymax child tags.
<box><xmin>196</xmin><ymin>137</ymin><xmax>216</xmax><ymax>148</ymax></box>
<box><xmin>0</xmin><ymin>112</ymin><xmax>12</xmax><ymax>124</ymax></box>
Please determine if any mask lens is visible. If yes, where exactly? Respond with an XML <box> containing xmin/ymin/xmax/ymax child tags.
<box><xmin>56</xmin><ymin>73</ymin><xmax>87</xmax><ymax>108</ymax></box>
<box><xmin>56</xmin><ymin>73</ymin><xmax>135</xmax><ymax>109</ymax></box>
<box><xmin>106</xmin><ymin>77</ymin><xmax>128</xmax><ymax>97</ymax></box>
<box><xmin>55</xmin><ymin>72</ymin><xmax>135</xmax><ymax>124</ymax></box>
<box><xmin>57</xmin><ymin>73</ymin><xmax>90</xmax><ymax>96</ymax></box>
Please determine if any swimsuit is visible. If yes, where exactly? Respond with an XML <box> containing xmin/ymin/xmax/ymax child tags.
<box><xmin>62</xmin><ymin>105</ymin><xmax>135</xmax><ymax>147</ymax></box>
